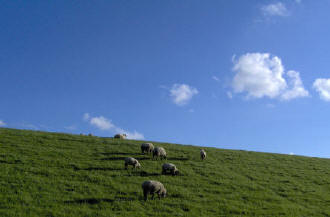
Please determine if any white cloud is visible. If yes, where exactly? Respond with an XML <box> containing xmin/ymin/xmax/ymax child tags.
<box><xmin>83</xmin><ymin>114</ymin><xmax>144</xmax><ymax>140</ymax></box>
<box><xmin>170</xmin><ymin>84</ymin><xmax>198</xmax><ymax>106</ymax></box>
<box><xmin>90</xmin><ymin>116</ymin><xmax>114</xmax><ymax>130</ymax></box>
<box><xmin>232</xmin><ymin>53</ymin><xmax>309</xmax><ymax>100</ymax></box>
<box><xmin>83</xmin><ymin>113</ymin><xmax>90</xmax><ymax>121</ymax></box>
<box><xmin>227</xmin><ymin>91</ymin><xmax>233</xmax><ymax>99</ymax></box>
<box><xmin>261</xmin><ymin>2</ymin><xmax>289</xmax><ymax>17</ymax></box>
<box><xmin>313</xmin><ymin>78</ymin><xmax>330</xmax><ymax>101</ymax></box>
<box><xmin>0</xmin><ymin>120</ymin><xmax>6</xmax><ymax>127</ymax></box>
<box><xmin>289</xmin><ymin>152</ymin><xmax>294</xmax><ymax>155</ymax></box>
<box><xmin>281</xmin><ymin>70</ymin><xmax>309</xmax><ymax>100</ymax></box>
<box><xmin>212</xmin><ymin>76</ymin><xmax>220</xmax><ymax>82</ymax></box>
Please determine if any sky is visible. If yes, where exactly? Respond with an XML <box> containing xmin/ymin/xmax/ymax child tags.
<box><xmin>1</xmin><ymin>0</ymin><xmax>330</xmax><ymax>158</ymax></box>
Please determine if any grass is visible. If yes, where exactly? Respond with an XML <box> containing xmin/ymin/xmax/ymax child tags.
<box><xmin>0</xmin><ymin>128</ymin><xmax>330</xmax><ymax>217</ymax></box>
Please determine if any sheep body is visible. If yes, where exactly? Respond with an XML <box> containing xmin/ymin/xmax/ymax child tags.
<box><xmin>141</xmin><ymin>143</ymin><xmax>154</xmax><ymax>154</ymax></box>
<box><xmin>200</xmin><ymin>149</ymin><xmax>206</xmax><ymax>160</ymax></box>
<box><xmin>162</xmin><ymin>163</ymin><xmax>179</xmax><ymax>175</ymax></box>
<box><xmin>114</xmin><ymin>134</ymin><xmax>127</xmax><ymax>139</ymax></box>
<box><xmin>124</xmin><ymin>157</ymin><xmax>141</xmax><ymax>169</ymax></box>
<box><xmin>141</xmin><ymin>180</ymin><xmax>166</xmax><ymax>201</ymax></box>
<box><xmin>153</xmin><ymin>147</ymin><xmax>167</xmax><ymax>160</ymax></box>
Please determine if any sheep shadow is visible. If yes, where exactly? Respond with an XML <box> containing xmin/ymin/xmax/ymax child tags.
<box><xmin>64</xmin><ymin>198</ymin><xmax>114</xmax><ymax>205</ymax></box>
<box><xmin>0</xmin><ymin>160</ymin><xmax>22</xmax><ymax>164</ymax></box>
<box><xmin>167</xmin><ymin>157</ymin><xmax>189</xmax><ymax>161</ymax></box>
<box><xmin>65</xmin><ymin>197</ymin><xmax>135</xmax><ymax>205</ymax></box>
<box><xmin>100</xmin><ymin>157</ymin><xmax>126</xmax><ymax>161</ymax></box>
<box><xmin>125</xmin><ymin>171</ymin><xmax>161</xmax><ymax>177</ymax></box>
<box><xmin>101</xmin><ymin>157</ymin><xmax>151</xmax><ymax>161</ymax></box>
<box><xmin>101</xmin><ymin>152</ymin><xmax>142</xmax><ymax>156</ymax></box>
<box><xmin>77</xmin><ymin>167</ymin><xmax>123</xmax><ymax>171</ymax></box>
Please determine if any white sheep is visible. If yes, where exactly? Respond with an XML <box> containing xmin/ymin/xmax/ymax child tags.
<box><xmin>124</xmin><ymin>157</ymin><xmax>141</xmax><ymax>169</ymax></box>
<box><xmin>142</xmin><ymin>180</ymin><xmax>167</xmax><ymax>201</ymax></box>
<box><xmin>200</xmin><ymin>149</ymin><xmax>206</xmax><ymax>160</ymax></box>
<box><xmin>153</xmin><ymin>147</ymin><xmax>167</xmax><ymax>160</ymax></box>
<box><xmin>141</xmin><ymin>143</ymin><xmax>154</xmax><ymax>154</ymax></box>
<box><xmin>114</xmin><ymin>134</ymin><xmax>127</xmax><ymax>139</ymax></box>
<box><xmin>162</xmin><ymin>163</ymin><xmax>179</xmax><ymax>175</ymax></box>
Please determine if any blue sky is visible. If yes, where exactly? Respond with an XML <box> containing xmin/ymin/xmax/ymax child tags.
<box><xmin>1</xmin><ymin>0</ymin><xmax>330</xmax><ymax>158</ymax></box>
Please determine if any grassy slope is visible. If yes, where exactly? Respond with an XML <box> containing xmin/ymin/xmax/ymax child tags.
<box><xmin>0</xmin><ymin>128</ymin><xmax>329</xmax><ymax>217</ymax></box>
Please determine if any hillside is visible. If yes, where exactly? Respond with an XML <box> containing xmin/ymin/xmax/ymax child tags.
<box><xmin>0</xmin><ymin>128</ymin><xmax>329</xmax><ymax>217</ymax></box>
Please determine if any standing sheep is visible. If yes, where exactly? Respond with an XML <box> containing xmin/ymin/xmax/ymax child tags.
<box><xmin>124</xmin><ymin>157</ymin><xmax>141</xmax><ymax>169</ymax></box>
<box><xmin>162</xmin><ymin>163</ymin><xmax>179</xmax><ymax>175</ymax></box>
<box><xmin>114</xmin><ymin>134</ymin><xmax>127</xmax><ymax>139</ymax></box>
<box><xmin>141</xmin><ymin>143</ymin><xmax>154</xmax><ymax>154</ymax></box>
<box><xmin>153</xmin><ymin>147</ymin><xmax>167</xmax><ymax>160</ymax></box>
<box><xmin>141</xmin><ymin>180</ymin><xmax>166</xmax><ymax>201</ymax></box>
<box><xmin>200</xmin><ymin>149</ymin><xmax>206</xmax><ymax>160</ymax></box>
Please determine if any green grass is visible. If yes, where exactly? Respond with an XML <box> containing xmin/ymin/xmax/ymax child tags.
<box><xmin>0</xmin><ymin>128</ymin><xmax>329</xmax><ymax>217</ymax></box>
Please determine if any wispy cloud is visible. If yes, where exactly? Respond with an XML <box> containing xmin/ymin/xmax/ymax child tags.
<box><xmin>18</xmin><ymin>123</ymin><xmax>39</xmax><ymax>130</ymax></box>
<box><xmin>212</xmin><ymin>76</ymin><xmax>220</xmax><ymax>82</ymax></box>
<box><xmin>170</xmin><ymin>84</ymin><xmax>198</xmax><ymax>106</ymax></box>
<box><xmin>261</xmin><ymin>2</ymin><xmax>289</xmax><ymax>17</ymax></box>
<box><xmin>231</xmin><ymin>53</ymin><xmax>309</xmax><ymax>100</ymax></box>
<box><xmin>0</xmin><ymin>120</ymin><xmax>6</xmax><ymax>127</ymax></box>
<box><xmin>64</xmin><ymin>125</ymin><xmax>77</xmax><ymax>131</ymax></box>
<box><xmin>83</xmin><ymin>113</ymin><xmax>144</xmax><ymax>140</ymax></box>
<box><xmin>313</xmin><ymin>79</ymin><xmax>330</xmax><ymax>101</ymax></box>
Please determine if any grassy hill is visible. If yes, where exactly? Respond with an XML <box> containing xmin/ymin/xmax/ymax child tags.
<box><xmin>0</xmin><ymin>128</ymin><xmax>329</xmax><ymax>217</ymax></box>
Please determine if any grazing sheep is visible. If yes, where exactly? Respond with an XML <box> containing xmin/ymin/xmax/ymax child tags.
<box><xmin>114</xmin><ymin>134</ymin><xmax>127</xmax><ymax>139</ymax></box>
<box><xmin>88</xmin><ymin>133</ymin><xmax>93</xmax><ymax>136</ymax></box>
<box><xmin>141</xmin><ymin>143</ymin><xmax>154</xmax><ymax>154</ymax></box>
<box><xmin>124</xmin><ymin>157</ymin><xmax>141</xmax><ymax>169</ymax></box>
<box><xmin>162</xmin><ymin>163</ymin><xmax>179</xmax><ymax>175</ymax></box>
<box><xmin>153</xmin><ymin>147</ymin><xmax>167</xmax><ymax>160</ymax></box>
<box><xmin>142</xmin><ymin>180</ymin><xmax>166</xmax><ymax>201</ymax></box>
<box><xmin>200</xmin><ymin>149</ymin><xmax>206</xmax><ymax>160</ymax></box>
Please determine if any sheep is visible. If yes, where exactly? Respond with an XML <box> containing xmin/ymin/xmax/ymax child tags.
<box><xmin>124</xmin><ymin>157</ymin><xmax>141</xmax><ymax>169</ymax></box>
<box><xmin>141</xmin><ymin>180</ymin><xmax>166</xmax><ymax>201</ymax></box>
<box><xmin>114</xmin><ymin>133</ymin><xmax>127</xmax><ymax>139</ymax></box>
<box><xmin>162</xmin><ymin>163</ymin><xmax>179</xmax><ymax>176</ymax></box>
<box><xmin>200</xmin><ymin>149</ymin><xmax>206</xmax><ymax>160</ymax></box>
<box><xmin>153</xmin><ymin>147</ymin><xmax>167</xmax><ymax>160</ymax></box>
<box><xmin>141</xmin><ymin>143</ymin><xmax>154</xmax><ymax>154</ymax></box>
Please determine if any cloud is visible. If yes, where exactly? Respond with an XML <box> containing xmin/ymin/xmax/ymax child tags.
<box><xmin>232</xmin><ymin>53</ymin><xmax>309</xmax><ymax>100</ymax></box>
<box><xmin>18</xmin><ymin>123</ymin><xmax>39</xmax><ymax>130</ymax></box>
<box><xmin>64</xmin><ymin>125</ymin><xmax>76</xmax><ymax>131</ymax></box>
<box><xmin>280</xmin><ymin>70</ymin><xmax>309</xmax><ymax>100</ymax></box>
<box><xmin>0</xmin><ymin>120</ymin><xmax>6</xmax><ymax>127</ymax></box>
<box><xmin>83</xmin><ymin>114</ymin><xmax>144</xmax><ymax>140</ymax></box>
<box><xmin>313</xmin><ymin>78</ymin><xmax>330</xmax><ymax>101</ymax></box>
<box><xmin>212</xmin><ymin>76</ymin><xmax>220</xmax><ymax>82</ymax></box>
<box><xmin>227</xmin><ymin>91</ymin><xmax>233</xmax><ymax>99</ymax></box>
<box><xmin>83</xmin><ymin>113</ymin><xmax>90</xmax><ymax>121</ymax></box>
<box><xmin>170</xmin><ymin>84</ymin><xmax>198</xmax><ymax>106</ymax></box>
<box><xmin>261</xmin><ymin>2</ymin><xmax>289</xmax><ymax>17</ymax></box>
<box><xmin>90</xmin><ymin>116</ymin><xmax>114</xmax><ymax>130</ymax></box>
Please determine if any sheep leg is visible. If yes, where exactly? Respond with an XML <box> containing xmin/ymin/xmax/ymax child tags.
<box><xmin>151</xmin><ymin>193</ymin><xmax>155</xmax><ymax>200</ymax></box>
<box><xmin>125</xmin><ymin>163</ymin><xmax>128</xmax><ymax>169</ymax></box>
<box><xmin>143</xmin><ymin>190</ymin><xmax>149</xmax><ymax>201</ymax></box>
